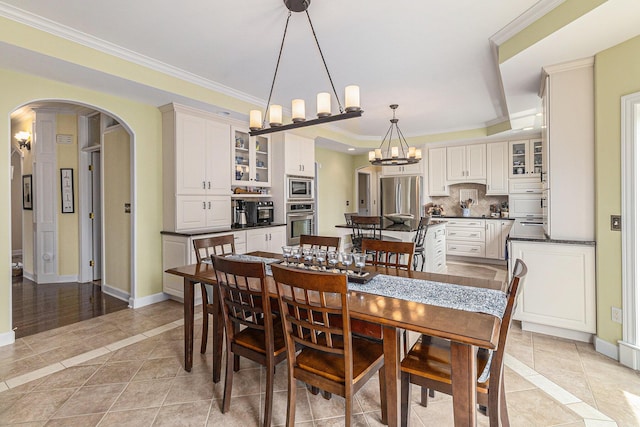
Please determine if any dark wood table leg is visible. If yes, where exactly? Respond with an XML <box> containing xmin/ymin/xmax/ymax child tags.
<box><xmin>212</xmin><ymin>283</ymin><xmax>223</xmax><ymax>383</ymax></box>
<box><xmin>383</xmin><ymin>325</ymin><xmax>401</xmax><ymax>427</ymax></box>
<box><xmin>451</xmin><ymin>342</ymin><xmax>478</xmax><ymax>426</ymax></box>
<box><xmin>183</xmin><ymin>278</ymin><xmax>195</xmax><ymax>372</ymax></box>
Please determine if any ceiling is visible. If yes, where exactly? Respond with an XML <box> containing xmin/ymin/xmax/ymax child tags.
<box><xmin>1</xmin><ymin>0</ymin><xmax>640</xmax><ymax>150</ymax></box>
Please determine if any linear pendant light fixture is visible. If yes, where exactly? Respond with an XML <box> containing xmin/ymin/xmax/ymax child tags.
<box><xmin>369</xmin><ymin>104</ymin><xmax>421</xmax><ymax>166</ymax></box>
<box><xmin>248</xmin><ymin>0</ymin><xmax>362</xmax><ymax>136</ymax></box>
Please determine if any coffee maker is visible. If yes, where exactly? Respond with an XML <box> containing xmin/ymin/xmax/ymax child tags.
<box><xmin>233</xmin><ymin>200</ymin><xmax>247</xmax><ymax>227</ymax></box>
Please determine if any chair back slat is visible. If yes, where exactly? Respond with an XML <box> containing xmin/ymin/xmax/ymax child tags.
<box><xmin>271</xmin><ymin>264</ymin><xmax>351</xmax><ymax>362</ymax></box>
<box><xmin>361</xmin><ymin>239</ymin><xmax>415</xmax><ymax>270</ymax></box>
<box><xmin>211</xmin><ymin>255</ymin><xmax>272</xmax><ymax>352</ymax></box>
<box><xmin>350</xmin><ymin>216</ymin><xmax>383</xmax><ymax>252</ymax></box>
<box><xmin>299</xmin><ymin>234</ymin><xmax>341</xmax><ymax>252</ymax></box>
<box><xmin>193</xmin><ymin>234</ymin><xmax>236</xmax><ymax>263</ymax></box>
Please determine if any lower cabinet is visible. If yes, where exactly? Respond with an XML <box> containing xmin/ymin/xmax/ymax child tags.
<box><xmin>175</xmin><ymin>195</ymin><xmax>231</xmax><ymax>231</ymax></box>
<box><xmin>446</xmin><ymin>219</ymin><xmax>486</xmax><ymax>258</ymax></box>
<box><xmin>485</xmin><ymin>220</ymin><xmax>513</xmax><ymax>260</ymax></box>
<box><xmin>425</xmin><ymin>223</ymin><xmax>446</xmax><ymax>273</ymax></box>
<box><xmin>510</xmin><ymin>240</ymin><xmax>596</xmax><ymax>342</ymax></box>
<box><xmin>162</xmin><ymin>230</ymin><xmax>246</xmax><ymax>300</ymax></box>
<box><xmin>246</xmin><ymin>225</ymin><xmax>286</xmax><ymax>253</ymax></box>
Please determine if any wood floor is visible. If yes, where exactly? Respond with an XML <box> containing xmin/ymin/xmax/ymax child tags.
<box><xmin>11</xmin><ymin>275</ymin><xmax>129</xmax><ymax>339</ymax></box>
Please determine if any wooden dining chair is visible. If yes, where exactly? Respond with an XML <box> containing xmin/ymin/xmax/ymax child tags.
<box><xmin>361</xmin><ymin>239</ymin><xmax>415</xmax><ymax>270</ymax></box>
<box><xmin>271</xmin><ymin>264</ymin><xmax>387</xmax><ymax>427</ymax></box>
<box><xmin>350</xmin><ymin>215</ymin><xmax>383</xmax><ymax>253</ymax></box>
<box><xmin>193</xmin><ymin>235</ymin><xmax>236</xmax><ymax>354</ymax></box>
<box><xmin>400</xmin><ymin>258</ymin><xmax>528</xmax><ymax>427</ymax></box>
<box><xmin>299</xmin><ymin>234</ymin><xmax>341</xmax><ymax>252</ymax></box>
<box><xmin>211</xmin><ymin>254</ymin><xmax>286</xmax><ymax>427</ymax></box>
<box><xmin>412</xmin><ymin>216</ymin><xmax>430</xmax><ymax>271</ymax></box>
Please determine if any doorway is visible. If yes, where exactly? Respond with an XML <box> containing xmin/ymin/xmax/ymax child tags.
<box><xmin>357</xmin><ymin>172</ymin><xmax>371</xmax><ymax>215</ymax></box>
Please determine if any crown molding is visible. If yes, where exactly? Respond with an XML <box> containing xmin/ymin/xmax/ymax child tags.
<box><xmin>0</xmin><ymin>3</ymin><xmax>264</xmax><ymax>107</ymax></box>
<box><xmin>543</xmin><ymin>56</ymin><xmax>594</xmax><ymax>75</ymax></box>
<box><xmin>490</xmin><ymin>0</ymin><xmax>566</xmax><ymax>46</ymax></box>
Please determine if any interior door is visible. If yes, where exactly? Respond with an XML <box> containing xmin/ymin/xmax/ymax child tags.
<box><xmin>90</xmin><ymin>151</ymin><xmax>102</xmax><ymax>281</ymax></box>
<box><xmin>357</xmin><ymin>172</ymin><xmax>370</xmax><ymax>215</ymax></box>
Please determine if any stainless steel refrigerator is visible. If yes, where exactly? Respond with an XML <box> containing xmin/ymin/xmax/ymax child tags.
<box><xmin>379</xmin><ymin>175</ymin><xmax>423</xmax><ymax>218</ymax></box>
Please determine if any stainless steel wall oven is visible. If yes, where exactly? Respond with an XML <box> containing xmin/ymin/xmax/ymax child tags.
<box><xmin>286</xmin><ymin>202</ymin><xmax>315</xmax><ymax>245</ymax></box>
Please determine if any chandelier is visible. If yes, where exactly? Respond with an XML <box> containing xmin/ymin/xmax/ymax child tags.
<box><xmin>248</xmin><ymin>0</ymin><xmax>362</xmax><ymax>136</ymax></box>
<box><xmin>369</xmin><ymin>104</ymin><xmax>421</xmax><ymax>166</ymax></box>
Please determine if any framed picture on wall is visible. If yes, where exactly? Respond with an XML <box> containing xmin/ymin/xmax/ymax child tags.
<box><xmin>60</xmin><ymin>168</ymin><xmax>74</xmax><ymax>213</ymax></box>
<box><xmin>22</xmin><ymin>174</ymin><xmax>32</xmax><ymax>210</ymax></box>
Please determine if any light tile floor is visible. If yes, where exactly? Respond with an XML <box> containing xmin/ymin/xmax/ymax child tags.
<box><xmin>1</xmin><ymin>263</ymin><xmax>639</xmax><ymax>426</ymax></box>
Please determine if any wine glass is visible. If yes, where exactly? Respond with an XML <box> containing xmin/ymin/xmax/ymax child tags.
<box><xmin>353</xmin><ymin>253</ymin><xmax>367</xmax><ymax>277</ymax></box>
<box><xmin>303</xmin><ymin>247</ymin><xmax>314</xmax><ymax>266</ymax></box>
<box><xmin>340</xmin><ymin>252</ymin><xmax>353</xmax><ymax>273</ymax></box>
<box><xmin>315</xmin><ymin>249</ymin><xmax>327</xmax><ymax>269</ymax></box>
<box><xmin>281</xmin><ymin>246</ymin><xmax>292</xmax><ymax>266</ymax></box>
<box><xmin>327</xmin><ymin>251</ymin><xmax>339</xmax><ymax>271</ymax></box>
<box><xmin>291</xmin><ymin>246</ymin><xmax>302</xmax><ymax>266</ymax></box>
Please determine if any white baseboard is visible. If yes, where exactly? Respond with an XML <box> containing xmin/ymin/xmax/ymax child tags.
<box><xmin>0</xmin><ymin>330</ymin><xmax>16</xmax><ymax>347</ymax></box>
<box><xmin>101</xmin><ymin>284</ymin><xmax>130</xmax><ymax>304</ymax></box>
<box><xmin>130</xmin><ymin>292</ymin><xmax>169</xmax><ymax>309</ymax></box>
<box><xmin>618</xmin><ymin>340</ymin><xmax>640</xmax><ymax>369</ymax></box>
<box><xmin>521</xmin><ymin>321</ymin><xmax>593</xmax><ymax>343</ymax></box>
<box><xmin>594</xmin><ymin>336</ymin><xmax>620</xmax><ymax>361</ymax></box>
<box><xmin>26</xmin><ymin>274</ymin><xmax>79</xmax><ymax>284</ymax></box>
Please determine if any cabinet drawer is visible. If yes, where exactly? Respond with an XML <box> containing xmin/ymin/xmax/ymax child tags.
<box><xmin>446</xmin><ymin>228</ymin><xmax>485</xmax><ymax>242</ymax></box>
<box><xmin>446</xmin><ymin>242</ymin><xmax>486</xmax><ymax>257</ymax></box>
<box><xmin>446</xmin><ymin>219</ymin><xmax>485</xmax><ymax>227</ymax></box>
<box><xmin>429</xmin><ymin>253</ymin><xmax>447</xmax><ymax>273</ymax></box>
<box><xmin>509</xmin><ymin>178</ymin><xmax>543</xmax><ymax>194</ymax></box>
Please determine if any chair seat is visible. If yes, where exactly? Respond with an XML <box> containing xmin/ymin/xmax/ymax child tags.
<box><xmin>234</xmin><ymin>317</ymin><xmax>286</xmax><ymax>356</ymax></box>
<box><xmin>401</xmin><ymin>337</ymin><xmax>491</xmax><ymax>391</ymax></box>
<box><xmin>297</xmin><ymin>335</ymin><xmax>384</xmax><ymax>383</ymax></box>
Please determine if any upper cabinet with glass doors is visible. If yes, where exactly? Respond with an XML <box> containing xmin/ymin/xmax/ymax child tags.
<box><xmin>509</xmin><ymin>139</ymin><xmax>543</xmax><ymax>178</ymax></box>
<box><xmin>232</xmin><ymin>128</ymin><xmax>271</xmax><ymax>187</ymax></box>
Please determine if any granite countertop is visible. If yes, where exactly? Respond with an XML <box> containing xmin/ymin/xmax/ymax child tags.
<box><xmin>507</xmin><ymin>219</ymin><xmax>595</xmax><ymax>245</ymax></box>
<box><xmin>434</xmin><ymin>215</ymin><xmax>514</xmax><ymax>221</ymax></box>
<box><xmin>335</xmin><ymin>219</ymin><xmax>446</xmax><ymax>233</ymax></box>
<box><xmin>161</xmin><ymin>223</ymin><xmax>286</xmax><ymax>237</ymax></box>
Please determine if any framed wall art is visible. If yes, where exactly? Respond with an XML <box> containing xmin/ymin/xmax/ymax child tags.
<box><xmin>60</xmin><ymin>168</ymin><xmax>74</xmax><ymax>213</ymax></box>
<box><xmin>22</xmin><ymin>174</ymin><xmax>32</xmax><ymax>210</ymax></box>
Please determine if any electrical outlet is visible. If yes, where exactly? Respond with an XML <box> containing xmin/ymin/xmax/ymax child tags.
<box><xmin>611</xmin><ymin>215</ymin><xmax>621</xmax><ymax>231</ymax></box>
<box><xmin>612</xmin><ymin>307</ymin><xmax>622</xmax><ymax>324</ymax></box>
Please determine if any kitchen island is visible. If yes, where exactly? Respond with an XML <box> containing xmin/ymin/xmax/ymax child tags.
<box><xmin>335</xmin><ymin>220</ymin><xmax>447</xmax><ymax>273</ymax></box>
<box><xmin>508</xmin><ymin>218</ymin><xmax>596</xmax><ymax>342</ymax></box>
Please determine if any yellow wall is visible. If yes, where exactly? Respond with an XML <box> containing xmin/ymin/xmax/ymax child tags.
<box><xmin>315</xmin><ymin>148</ymin><xmax>354</xmax><ymax>235</ymax></box>
<box><xmin>56</xmin><ymin>114</ymin><xmax>79</xmax><ymax>276</ymax></box>
<box><xmin>594</xmin><ymin>35</ymin><xmax>640</xmax><ymax>345</ymax></box>
<box><xmin>0</xmin><ymin>68</ymin><xmax>163</xmax><ymax>337</ymax></box>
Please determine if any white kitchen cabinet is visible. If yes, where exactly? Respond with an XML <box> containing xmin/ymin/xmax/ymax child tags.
<box><xmin>510</xmin><ymin>240</ymin><xmax>596</xmax><ymax>342</ymax></box>
<box><xmin>271</xmin><ymin>133</ymin><xmax>315</xmax><ymax>177</ymax></box>
<box><xmin>446</xmin><ymin>144</ymin><xmax>486</xmax><ymax>182</ymax></box>
<box><xmin>161</xmin><ymin>103</ymin><xmax>232</xmax><ymax>232</ymax></box>
<box><xmin>425</xmin><ymin>223</ymin><xmax>446</xmax><ymax>273</ymax></box>
<box><xmin>446</xmin><ymin>218</ymin><xmax>485</xmax><ymax>258</ymax></box>
<box><xmin>161</xmin><ymin>230</ymin><xmax>246</xmax><ymax>300</ymax></box>
<box><xmin>428</xmin><ymin>147</ymin><xmax>448</xmax><ymax>196</ymax></box>
<box><xmin>509</xmin><ymin>139</ymin><xmax>543</xmax><ymax>178</ymax></box>
<box><xmin>381</xmin><ymin>162</ymin><xmax>422</xmax><ymax>176</ymax></box>
<box><xmin>508</xmin><ymin>177</ymin><xmax>543</xmax><ymax>194</ymax></box>
<box><xmin>485</xmin><ymin>220</ymin><xmax>512</xmax><ymax>260</ymax></box>
<box><xmin>232</xmin><ymin>128</ymin><xmax>271</xmax><ymax>187</ymax></box>
<box><xmin>509</xmin><ymin>194</ymin><xmax>543</xmax><ymax>219</ymax></box>
<box><xmin>246</xmin><ymin>225</ymin><xmax>286</xmax><ymax>253</ymax></box>
<box><xmin>486</xmin><ymin>141</ymin><xmax>509</xmax><ymax>195</ymax></box>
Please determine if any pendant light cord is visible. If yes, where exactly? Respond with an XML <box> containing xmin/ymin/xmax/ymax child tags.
<box><xmin>262</xmin><ymin>11</ymin><xmax>293</xmax><ymax>129</ymax></box>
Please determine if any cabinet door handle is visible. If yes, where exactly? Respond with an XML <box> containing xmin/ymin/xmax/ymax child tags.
<box><xmin>265</xmin><ymin>234</ymin><xmax>268</xmax><ymax>241</ymax></box>
<box><xmin>202</xmin><ymin>181</ymin><xmax>206</xmax><ymax>189</ymax></box>
<box><xmin>208</xmin><ymin>202</ymin><xmax>211</xmax><ymax>209</ymax></box>
<box><xmin>269</xmin><ymin>233</ymin><xmax>272</xmax><ymax>241</ymax></box>
<box><xmin>208</xmin><ymin>182</ymin><xmax>211</xmax><ymax>189</ymax></box>
<box><xmin>202</xmin><ymin>202</ymin><xmax>206</xmax><ymax>209</ymax></box>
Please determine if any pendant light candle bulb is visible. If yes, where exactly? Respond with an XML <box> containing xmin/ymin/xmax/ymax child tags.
<box><xmin>317</xmin><ymin>92</ymin><xmax>331</xmax><ymax>117</ymax></box>
<box><xmin>368</xmin><ymin>151</ymin><xmax>375</xmax><ymax>161</ymax></box>
<box><xmin>408</xmin><ymin>147</ymin><xmax>416</xmax><ymax>158</ymax></box>
<box><xmin>269</xmin><ymin>105</ymin><xmax>282</xmax><ymax>127</ymax></box>
<box><xmin>292</xmin><ymin>99</ymin><xmax>305</xmax><ymax>123</ymax></box>
<box><xmin>249</xmin><ymin>110</ymin><xmax>262</xmax><ymax>130</ymax></box>
<box><xmin>391</xmin><ymin>146</ymin><xmax>399</xmax><ymax>158</ymax></box>
<box><xmin>345</xmin><ymin>85</ymin><xmax>360</xmax><ymax>112</ymax></box>
<box><xmin>375</xmin><ymin>149</ymin><xmax>382</xmax><ymax>159</ymax></box>
<box><xmin>415</xmin><ymin>149</ymin><xmax>422</xmax><ymax>160</ymax></box>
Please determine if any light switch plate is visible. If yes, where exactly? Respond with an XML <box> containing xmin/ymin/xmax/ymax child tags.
<box><xmin>611</xmin><ymin>215</ymin><xmax>621</xmax><ymax>231</ymax></box>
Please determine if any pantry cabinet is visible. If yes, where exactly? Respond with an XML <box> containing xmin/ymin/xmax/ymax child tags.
<box><xmin>161</xmin><ymin>103</ymin><xmax>232</xmax><ymax>232</ymax></box>
<box><xmin>486</xmin><ymin>141</ymin><xmax>509</xmax><ymax>195</ymax></box>
<box><xmin>232</xmin><ymin>128</ymin><xmax>271</xmax><ymax>187</ymax></box>
<box><xmin>509</xmin><ymin>139</ymin><xmax>542</xmax><ymax>178</ymax></box>
<box><xmin>446</xmin><ymin>144</ymin><xmax>486</xmax><ymax>182</ymax></box>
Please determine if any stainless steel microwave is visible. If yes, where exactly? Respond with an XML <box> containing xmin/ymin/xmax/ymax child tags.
<box><xmin>287</xmin><ymin>177</ymin><xmax>314</xmax><ymax>200</ymax></box>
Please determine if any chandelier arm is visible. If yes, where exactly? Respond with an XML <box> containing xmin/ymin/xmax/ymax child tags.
<box><xmin>396</xmin><ymin>126</ymin><xmax>410</xmax><ymax>155</ymax></box>
<box><xmin>305</xmin><ymin>10</ymin><xmax>344</xmax><ymax>113</ymax></box>
<box><xmin>379</xmin><ymin>124</ymin><xmax>394</xmax><ymax>154</ymax></box>
<box><xmin>262</xmin><ymin>11</ymin><xmax>293</xmax><ymax>129</ymax></box>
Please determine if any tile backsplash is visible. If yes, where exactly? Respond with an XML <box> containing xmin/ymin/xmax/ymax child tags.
<box><xmin>428</xmin><ymin>183</ymin><xmax>507</xmax><ymax>217</ymax></box>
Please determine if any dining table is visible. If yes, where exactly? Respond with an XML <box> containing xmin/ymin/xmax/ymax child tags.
<box><xmin>166</xmin><ymin>251</ymin><xmax>506</xmax><ymax>427</ymax></box>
